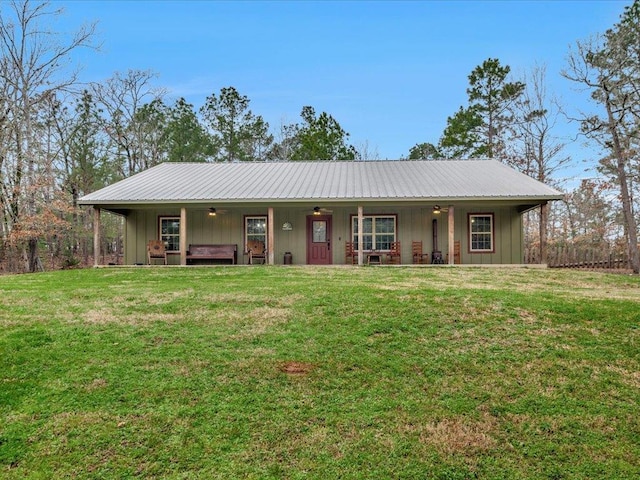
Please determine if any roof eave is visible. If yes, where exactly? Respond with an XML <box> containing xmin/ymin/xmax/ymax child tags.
<box><xmin>78</xmin><ymin>194</ymin><xmax>564</xmax><ymax>208</ymax></box>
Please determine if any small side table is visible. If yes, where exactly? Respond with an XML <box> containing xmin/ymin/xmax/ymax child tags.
<box><xmin>367</xmin><ymin>252</ymin><xmax>383</xmax><ymax>265</ymax></box>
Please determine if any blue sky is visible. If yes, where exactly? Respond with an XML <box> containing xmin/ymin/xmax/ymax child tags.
<box><xmin>58</xmin><ymin>0</ymin><xmax>629</xmax><ymax>184</ymax></box>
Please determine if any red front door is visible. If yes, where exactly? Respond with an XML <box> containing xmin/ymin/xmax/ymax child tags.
<box><xmin>306</xmin><ymin>215</ymin><xmax>332</xmax><ymax>265</ymax></box>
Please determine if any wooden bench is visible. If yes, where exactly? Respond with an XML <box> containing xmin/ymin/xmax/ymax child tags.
<box><xmin>186</xmin><ymin>244</ymin><xmax>237</xmax><ymax>265</ymax></box>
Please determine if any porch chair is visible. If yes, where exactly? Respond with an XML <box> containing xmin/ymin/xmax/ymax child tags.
<box><xmin>247</xmin><ymin>239</ymin><xmax>267</xmax><ymax>265</ymax></box>
<box><xmin>412</xmin><ymin>241</ymin><xmax>429</xmax><ymax>264</ymax></box>
<box><xmin>147</xmin><ymin>240</ymin><xmax>167</xmax><ymax>265</ymax></box>
<box><xmin>345</xmin><ymin>241</ymin><xmax>357</xmax><ymax>265</ymax></box>
<box><xmin>387</xmin><ymin>241</ymin><xmax>401</xmax><ymax>264</ymax></box>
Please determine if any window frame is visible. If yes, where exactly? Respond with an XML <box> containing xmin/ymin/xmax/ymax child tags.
<box><xmin>159</xmin><ymin>216</ymin><xmax>181</xmax><ymax>253</ymax></box>
<box><xmin>468</xmin><ymin>213</ymin><xmax>495</xmax><ymax>253</ymax></box>
<box><xmin>350</xmin><ymin>214</ymin><xmax>397</xmax><ymax>252</ymax></box>
<box><xmin>244</xmin><ymin>215</ymin><xmax>268</xmax><ymax>251</ymax></box>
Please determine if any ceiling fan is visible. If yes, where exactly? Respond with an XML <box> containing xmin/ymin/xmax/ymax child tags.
<box><xmin>208</xmin><ymin>207</ymin><xmax>228</xmax><ymax>216</ymax></box>
<box><xmin>312</xmin><ymin>206</ymin><xmax>333</xmax><ymax>215</ymax></box>
<box><xmin>432</xmin><ymin>205</ymin><xmax>449</xmax><ymax>214</ymax></box>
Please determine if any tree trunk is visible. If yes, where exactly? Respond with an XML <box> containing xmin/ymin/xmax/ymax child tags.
<box><xmin>27</xmin><ymin>238</ymin><xmax>39</xmax><ymax>273</ymax></box>
<box><xmin>604</xmin><ymin>97</ymin><xmax>640</xmax><ymax>274</ymax></box>
<box><xmin>72</xmin><ymin>187</ymin><xmax>79</xmax><ymax>254</ymax></box>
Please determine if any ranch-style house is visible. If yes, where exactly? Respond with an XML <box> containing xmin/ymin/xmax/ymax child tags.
<box><xmin>78</xmin><ymin>159</ymin><xmax>563</xmax><ymax>266</ymax></box>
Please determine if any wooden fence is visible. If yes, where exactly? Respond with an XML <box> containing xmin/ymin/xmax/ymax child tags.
<box><xmin>545</xmin><ymin>246</ymin><xmax>630</xmax><ymax>270</ymax></box>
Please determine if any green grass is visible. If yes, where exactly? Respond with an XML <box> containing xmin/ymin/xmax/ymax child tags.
<box><xmin>1</xmin><ymin>266</ymin><xmax>639</xmax><ymax>479</ymax></box>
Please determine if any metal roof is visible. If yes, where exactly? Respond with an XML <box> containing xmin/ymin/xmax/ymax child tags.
<box><xmin>78</xmin><ymin>160</ymin><xmax>564</xmax><ymax>206</ymax></box>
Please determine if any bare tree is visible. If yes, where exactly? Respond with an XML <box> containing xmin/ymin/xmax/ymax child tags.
<box><xmin>564</xmin><ymin>30</ymin><xmax>640</xmax><ymax>273</ymax></box>
<box><xmin>49</xmin><ymin>90</ymin><xmax>112</xmax><ymax>263</ymax></box>
<box><xmin>354</xmin><ymin>140</ymin><xmax>380</xmax><ymax>161</ymax></box>
<box><xmin>91</xmin><ymin>69</ymin><xmax>166</xmax><ymax>177</ymax></box>
<box><xmin>267</xmin><ymin>118</ymin><xmax>300</xmax><ymax>161</ymax></box>
<box><xmin>0</xmin><ymin>0</ymin><xmax>96</xmax><ymax>271</ymax></box>
<box><xmin>512</xmin><ymin>64</ymin><xmax>570</xmax><ymax>263</ymax></box>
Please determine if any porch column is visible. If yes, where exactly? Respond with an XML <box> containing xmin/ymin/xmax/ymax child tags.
<box><xmin>93</xmin><ymin>206</ymin><xmax>101</xmax><ymax>267</ymax></box>
<box><xmin>180</xmin><ymin>207</ymin><xmax>187</xmax><ymax>265</ymax></box>
<box><xmin>447</xmin><ymin>205</ymin><xmax>455</xmax><ymax>265</ymax></box>
<box><xmin>357</xmin><ymin>205</ymin><xmax>364</xmax><ymax>265</ymax></box>
<box><xmin>268</xmin><ymin>207</ymin><xmax>274</xmax><ymax>265</ymax></box>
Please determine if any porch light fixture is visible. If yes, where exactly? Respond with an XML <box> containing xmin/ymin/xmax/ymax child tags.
<box><xmin>313</xmin><ymin>206</ymin><xmax>321</xmax><ymax>216</ymax></box>
<box><xmin>433</xmin><ymin>205</ymin><xmax>441</xmax><ymax>214</ymax></box>
<box><xmin>208</xmin><ymin>208</ymin><xmax>217</xmax><ymax>217</ymax></box>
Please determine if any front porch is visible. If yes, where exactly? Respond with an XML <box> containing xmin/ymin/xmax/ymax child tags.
<box><xmin>91</xmin><ymin>202</ymin><xmax>526</xmax><ymax>267</ymax></box>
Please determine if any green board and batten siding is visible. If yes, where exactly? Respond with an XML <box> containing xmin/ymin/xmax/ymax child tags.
<box><xmin>124</xmin><ymin>204</ymin><xmax>524</xmax><ymax>265</ymax></box>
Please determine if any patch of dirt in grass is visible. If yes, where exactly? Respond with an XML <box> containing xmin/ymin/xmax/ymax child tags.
<box><xmin>417</xmin><ymin>413</ymin><xmax>498</xmax><ymax>456</ymax></box>
<box><xmin>279</xmin><ymin>361</ymin><xmax>315</xmax><ymax>375</ymax></box>
<box><xmin>86</xmin><ymin>378</ymin><xmax>108</xmax><ymax>391</ymax></box>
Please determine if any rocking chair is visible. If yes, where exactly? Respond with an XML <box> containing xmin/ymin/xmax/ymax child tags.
<box><xmin>387</xmin><ymin>241</ymin><xmax>401</xmax><ymax>264</ymax></box>
<box><xmin>147</xmin><ymin>240</ymin><xmax>167</xmax><ymax>265</ymax></box>
<box><xmin>412</xmin><ymin>241</ymin><xmax>429</xmax><ymax>264</ymax></box>
<box><xmin>345</xmin><ymin>241</ymin><xmax>357</xmax><ymax>265</ymax></box>
<box><xmin>247</xmin><ymin>239</ymin><xmax>267</xmax><ymax>265</ymax></box>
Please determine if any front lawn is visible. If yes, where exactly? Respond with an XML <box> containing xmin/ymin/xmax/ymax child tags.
<box><xmin>1</xmin><ymin>267</ymin><xmax>638</xmax><ymax>479</ymax></box>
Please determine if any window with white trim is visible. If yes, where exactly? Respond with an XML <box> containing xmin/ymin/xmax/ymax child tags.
<box><xmin>159</xmin><ymin>216</ymin><xmax>181</xmax><ymax>252</ymax></box>
<box><xmin>469</xmin><ymin>214</ymin><xmax>494</xmax><ymax>252</ymax></box>
<box><xmin>245</xmin><ymin>216</ymin><xmax>267</xmax><ymax>250</ymax></box>
<box><xmin>351</xmin><ymin>215</ymin><xmax>396</xmax><ymax>251</ymax></box>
